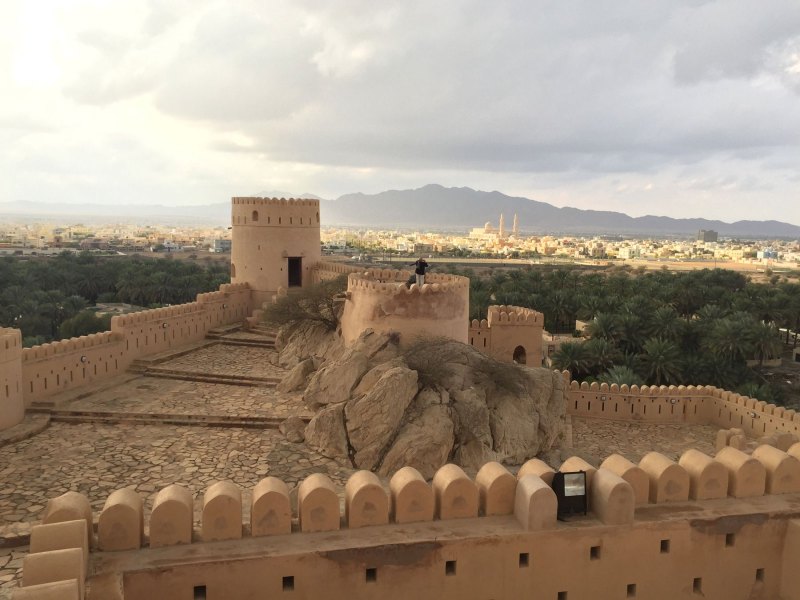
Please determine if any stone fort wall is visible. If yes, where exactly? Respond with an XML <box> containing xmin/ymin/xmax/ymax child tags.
<box><xmin>0</xmin><ymin>283</ymin><xmax>252</xmax><ymax>415</ymax></box>
<box><xmin>22</xmin><ymin>450</ymin><xmax>800</xmax><ymax>599</ymax></box>
<box><xmin>564</xmin><ymin>378</ymin><xmax>800</xmax><ymax>439</ymax></box>
<box><xmin>0</xmin><ymin>327</ymin><xmax>23</xmax><ymax>429</ymax></box>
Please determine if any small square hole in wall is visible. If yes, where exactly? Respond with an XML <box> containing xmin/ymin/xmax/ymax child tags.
<box><xmin>693</xmin><ymin>578</ymin><xmax>702</xmax><ymax>594</ymax></box>
<box><xmin>445</xmin><ymin>560</ymin><xmax>457</xmax><ymax>576</ymax></box>
<box><xmin>627</xmin><ymin>583</ymin><xmax>637</xmax><ymax>597</ymax></box>
<box><xmin>660</xmin><ymin>539</ymin><xmax>670</xmax><ymax>554</ymax></box>
<box><xmin>557</xmin><ymin>592</ymin><xmax>568</xmax><ymax>600</ymax></box>
<box><xmin>590</xmin><ymin>545</ymin><xmax>601</xmax><ymax>560</ymax></box>
<box><xmin>193</xmin><ymin>586</ymin><xmax>207</xmax><ymax>600</ymax></box>
<box><xmin>519</xmin><ymin>553</ymin><xmax>529</xmax><ymax>568</ymax></box>
<box><xmin>366</xmin><ymin>568</ymin><xmax>377</xmax><ymax>583</ymax></box>
<box><xmin>756</xmin><ymin>568</ymin><xmax>764</xmax><ymax>582</ymax></box>
<box><xmin>725</xmin><ymin>533</ymin><xmax>735</xmax><ymax>547</ymax></box>
<box><xmin>282</xmin><ymin>576</ymin><xmax>294</xmax><ymax>592</ymax></box>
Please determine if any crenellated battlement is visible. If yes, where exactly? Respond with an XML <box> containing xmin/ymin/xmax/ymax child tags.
<box><xmin>26</xmin><ymin>452</ymin><xmax>800</xmax><ymax>598</ymax></box>
<box><xmin>0</xmin><ymin>327</ymin><xmax>21</xmax><ymax>355</ymax></box>
<box><xmin>340</xmin><ymin>270</ymin><xmax>470</xmax><ymax>346</ymax></box>
<box><xmin>232</xmin><ymin>197</ymin><xmax>320</xmax><ymax>208</ymax></box>
<box><xmin>346</xmin><ymin>270</ymin><xmax>470</xmax><ymax>295</ymax></box>
<box><xmin>469</xmin><ymin>305</ymin><xmax>545</xmax><ymax>365</ymax></box>
<box><xmin>486</xmin><ymin>305</ymin><xmax>543</xmax><ymax>326</ymax></box>
<box><xmin>565</xmin><ymin>375</ymin><xmax>800</xmax><ymax>438</ymax></box>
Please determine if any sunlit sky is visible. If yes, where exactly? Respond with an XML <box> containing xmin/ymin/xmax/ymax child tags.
<box><xmin>2</xmin><ymin>0</ymin><xmax>800</xmax><ymax>223</ymax></box>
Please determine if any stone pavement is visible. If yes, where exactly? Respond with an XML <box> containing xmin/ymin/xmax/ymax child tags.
<box><xmin>157</xmin><ymin>344</ymin><xmax>286</xmax><ymax>379</ymax></box>
<box><xmin>570</xmin><ymin>417</ymin><xmax>719</xmax><ymax>463</ymax></box>
<box><xmin>62</xmin><ymin>377</ymin><xmax>310</xmax><ymax>420</ymax></box>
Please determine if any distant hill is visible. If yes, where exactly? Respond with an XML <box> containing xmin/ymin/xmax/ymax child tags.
<box><xmin>2</xmin><ymin>185</ymin><xmax>798</xmax><ymax>237</ymax></box>
<box><xmin>322</xmin><ymin>184</ymin><xmax>800</xmax><ymax>238</ymax></box>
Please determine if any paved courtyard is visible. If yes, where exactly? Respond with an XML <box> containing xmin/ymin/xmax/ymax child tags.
<box><xmin>63</xmin><ymin>377</ymin><xmax>310</xmax><ymax>420</ymax></box>
<box><xmin>157</xmin><ymin>344</ymin><xmax>287</xmax><ymax>379</ymax></box>
<box><xmin>571</xmin><ymin>417</ymin><xmax>719</xmax><ymax>463</ymax></box>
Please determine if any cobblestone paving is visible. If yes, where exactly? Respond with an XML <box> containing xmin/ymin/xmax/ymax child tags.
<box><xmin>0</xmin><ymin>422</ymin><xmax>352</xmax><ymax>533</ymax></box>
<box><xmin>571</xmin><ymin>417</ymin><xmax>719</xmax><ymax>463</ymax></box>
<box><xmin>63</xmin><ymin>377</ymin><xmax>310</xmax><ymax>420</ymax></box>
<box><xmin>158</xmin><ymin>344</ymin><xmax>286</xmax><ymax>379</ymax></box>
<box><xmin>0</xmin><ymin>547</ymin><xmax>27</xmax><ymax>596</ymax></box>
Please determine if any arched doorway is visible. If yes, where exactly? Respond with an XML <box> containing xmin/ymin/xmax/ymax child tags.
<box><xmin>513</xmin><ymin>345</ymin><xmax>527</xmax><ymax>364</ymax></box>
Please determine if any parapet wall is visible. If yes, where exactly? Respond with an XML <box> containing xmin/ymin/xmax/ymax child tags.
<box><xmin>565</xmin><ymin>377</ymin><xmax>800</xmax><ymax>439</ymax></box>
<box><xmin>340</xmin><ymin>269</ymin><xmax>470</xmax><ymax>346</ymax></box>
<box><xmin>469</xmin><ymin>305</ymin><xmax>544</xmax><ymax>366</ymax></box>
<box><xmin>32</xmin><ymin>453</ymin><xmax>800</xmax><ymax>600</ymax></box>
<box><xmin>0</xmin><ymin>327</ymin><xmax>23</xmax><ymax>429</ymax></box>
<box><xmin>13</xmin><ymin>283</ymin><xmax>252</xmax><ymax>408</ymax></box>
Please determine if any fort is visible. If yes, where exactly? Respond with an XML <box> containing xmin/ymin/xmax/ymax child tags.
<box><xmin>1</xmin><ymin>198</ymin><xmax>799</xmax><ymax>599</ymax></box>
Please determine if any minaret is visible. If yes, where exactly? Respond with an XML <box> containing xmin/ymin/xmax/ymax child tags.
<box><xmin>498</xmin><ymin>213</ymin><xmax>506</xmax><ymax>239</ymax></box>
<box><xmin>512</xmin><ymin>213</ymin><xmax>519</xmax><ymax>237</ymax></box>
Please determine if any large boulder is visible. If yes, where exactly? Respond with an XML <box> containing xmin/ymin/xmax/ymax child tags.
<box><xmin>378</xmin><ymin>405</ymin><xmax>455</xmax><ymax>479</ymax></box>
<box><xmin>303</xmin><ymin>350</ymin><xmax>370</xmax><ymax>410</ymax></box>
<box><xmin>277</xmin><ymin>321</ymin><xmax>343</xmax><ymax>368</ymax></box>
<box><xmin>345</xmin><ymin>367</ymin><xmax>418</xmax><ymax>470</ymax></box>
<box><xmin>293</xmin><ymin>328</ymin><xmax>565</xmax><ymax>476</ymax></box>
<box><xmin>304</xmin><ymin>404</ymin><xmax>349</xmax><ymax>460</ymax></box>
<box><xmin>277</xmin><ymin>358</ymin><xmax>316</xmax><ymax>393</ymax></box>
<box><xmin>279</xmin><ymin>416</ymin><xmax>306</xmax><ymax>443</ymax></box>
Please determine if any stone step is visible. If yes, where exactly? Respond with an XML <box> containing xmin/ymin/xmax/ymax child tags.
<box><xmin>48</xmin><ymin>410</ymin><xmax>303</xmax><ymax>429</ymax></box>
<box><xmin>141</xmin><ymin>370</ymin><xmax>280</xmax><ymax>387</ymax></box>
<box><xmin>215</xmin><ymin>338</ymin><xmax>276</xmax><ymax>349</ymax></box>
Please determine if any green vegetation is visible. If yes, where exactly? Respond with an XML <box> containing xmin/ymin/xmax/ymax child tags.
<box><xmin>262</xmin><ymin>276</ymin><xmax>348</xmax><ymax>331</ymax></box>
<box><xmin>460</xmin><ymin>265</ymin><xmax>798</xmax><ymax>401</ymax></box>
<box><xmin>0</xmin><ymin>252</ymin><xmax>229</xmax><ymax>346</ymax></box>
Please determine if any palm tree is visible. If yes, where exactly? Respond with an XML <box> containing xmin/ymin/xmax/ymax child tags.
<box><xmin>587</xmin><ymin>313</ymin><xmax>619</xmax><ymax>342</ymax></box>
<box><xmin>598</xmin><ymin>366</ymin><xmax>644</xmax><ymax>387</ymax></box>
<box><xmin>551</xmin><ymin>342</ymin><xmax>590</xmax><ymax>378</ymax></box>
<box><xmin>639</xmin><ymin>337</ymin><xmax>682</xmax><ymax>386</ymax></box>
<box><xmin>749</xmin><ymin>322</ymin><xmax>782</xmax><ymax>366</ymax></box>
<box><xmin>649</xmin><ymin>306</ymin><xmax>681</xmax><ymax>340</ymax></box>
<box><xmin>703</xmin><ymin>318</ymin><xmax>753</xmax><ymax>364</ymax></box>
<box><xmin>584</xmin><ymin>338</ymin><xmax>621</xmax><ymax>374</ymax></box>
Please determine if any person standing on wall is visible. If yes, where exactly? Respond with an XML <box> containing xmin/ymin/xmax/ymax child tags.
<box><xmin>412</xmin><ymin>257</ymin><xmax>430</xmax><ymax>286</ymax></box>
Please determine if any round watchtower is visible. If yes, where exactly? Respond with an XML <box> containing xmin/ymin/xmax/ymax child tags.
<box><xmin>0</xmin><ymin>327</ymin><xmax>23</xmax><ymax>430</ymax></box>
<box><xmin>230</xmin><ymin>197</ymin><xmax>321</xmax><ymax>307</ymax></box>
<box><xmin>340</xmin><ymin>269</ymin><xmax>469</xmax><ymax>346</ymax></box>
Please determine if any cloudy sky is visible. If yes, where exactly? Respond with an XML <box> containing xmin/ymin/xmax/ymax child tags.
<box><xmin>2</xmin><ymin>0</ymin><xmax>799</xmax><ymax>223</ymax></box>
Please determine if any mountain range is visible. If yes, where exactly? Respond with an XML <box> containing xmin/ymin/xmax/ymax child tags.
<box><xmin>1</xmin><ymin>184</ymin><xmax>797</xmax><ymax>238</ymax></box>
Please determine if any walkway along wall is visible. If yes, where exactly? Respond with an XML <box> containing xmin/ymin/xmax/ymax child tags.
<box><xmin>5</xmin><ymin>283</ymin><xmax>252</xmax><ymax>410</ymax></box>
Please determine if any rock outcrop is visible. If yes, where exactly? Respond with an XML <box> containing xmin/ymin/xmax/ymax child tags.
<box><xmin>279</xmin><ymin>327</ymin><xmax>565</xmax><ymax>479</ymax></box>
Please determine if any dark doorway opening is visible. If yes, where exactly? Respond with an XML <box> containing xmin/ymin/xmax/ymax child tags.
<box><xmin>288</xmin><ymin>257</ymin><xmax>302</xmax><ymax>287</ymax></box>
<box><xmin>513</xmin><ymin>345</ymin><xmax>527</xmax><ymax>364</ymax></box>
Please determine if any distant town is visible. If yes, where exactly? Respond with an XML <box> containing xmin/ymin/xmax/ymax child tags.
<box><xmin>1</xmin><ymin>213</ymin><xmax>798</xmax><ymax>277</ymax></box>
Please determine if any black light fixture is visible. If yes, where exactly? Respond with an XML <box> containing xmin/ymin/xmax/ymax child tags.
<box><xmin>551</xmin><ymin>470</ymin><xmax>588</xmax><ymax>520</ymax></box>
<box><xmin>80</xmin><ymin>355</ymin><xmax>88</xmax><ymax>363</ymax></box>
